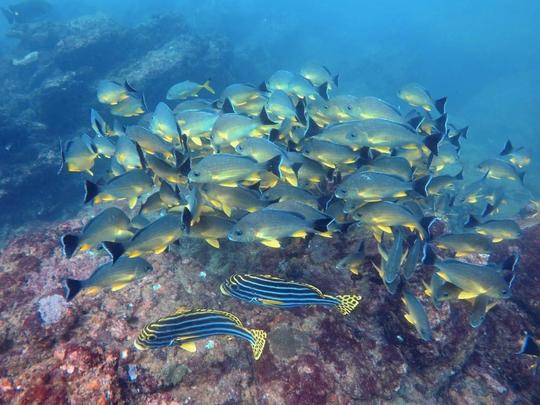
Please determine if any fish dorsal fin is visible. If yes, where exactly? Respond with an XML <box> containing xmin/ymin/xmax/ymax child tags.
<box><xmin>261</xmin><ymin>239</ymin><xmax>281</xmax><ymax>248</ymax></box>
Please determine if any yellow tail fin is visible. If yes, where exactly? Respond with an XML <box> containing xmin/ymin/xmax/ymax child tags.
<box><xmin>250</xmin><ymin>329</ymin><xmax>267</xmax><ymax>360</ymax></box>
<box><xmin>202</xmin><ymin>79</ymin><xmax>215</xmax><ymax>94</ymax></box>
<box><xmin>336</xmin><ymin>294</ymin><xmax>362</xmax><ymax>316</ymax></box>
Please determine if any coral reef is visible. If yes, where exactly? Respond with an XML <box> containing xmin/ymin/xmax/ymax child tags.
<box><xmin>0</xmin><ymin>214</ymin><xmax>539</xmax><ymax>404</ymax></box>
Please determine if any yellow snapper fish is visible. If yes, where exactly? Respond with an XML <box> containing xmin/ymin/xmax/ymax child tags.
<box><xmin>60</xmin><ymin>207</ymin><xmax>133</xmax><ymax>258</ymax></box>
<box><xmin>300</xmin><ymin>62</ymin><xmax>338</xmax><ymax>90</ymax></box>
<box><xmin>188</xmin><ymin>154</ymin><xmax>282</xmax><ymax>187</ymax></box>
<box><xmin>114</xmin><ymin>135</ymin><xmax>143</xmax><ymax>171</ymax></box>
<box><xmin>166</xmin><ymin>79</ymin><xmax>215</xmax><ymax>100</ymax></box>
<box><xmin>126</xmin><ymin>125</ymin><xmax>174</xmax><ymax>160</ymax></box>
<box><xmin>110</xmin><ymin>92</ymin><xmax>146</xmax><ymax>117</ymax></box>
<box><xmin>150</xmin><ymin>102</ymin><xmax>181</xmax><ymax>144</ymax></box>
<box><xmin>62</xmin><ymin>257</ymin><xmax>152</xmax><ymax>301</ymax></box>
<box><xmin>103</xmin><ymin>213</ymin><xmax>186</xmax><ymax>261</ymax></box>
<box><xmin>227</xmin><ymin>208</ymin><xmax>332</xmax><ymax>248</ymax></box>
<box><xmin>97</xmin><ymin>80</ymin><xmax>132</xmax><ymax>105</ymax></box>
<box><xmin>397</xmin><ymin>83</ymin><xmax>447</xmax><ymax>114</ymax></box>
<box><xmin>84</xmin><ymin>169</ymin><xmax>154</xmax><ymax>209</ymax></box>
<box><xmin>176</xmin><ymin>109</ymin><xmax>219</xmax><ymax>147</ymax></box>
<box><xmin>60</xmin><ymin>133</ymin><xmax>98</xmax><ymax>175</ymax></box>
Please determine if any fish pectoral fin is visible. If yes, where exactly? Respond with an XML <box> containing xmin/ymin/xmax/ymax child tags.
<box><xmin>111</xmin><ymin>282</ymin><xmax>129</xmax><ymax>292</ymax></box>
<box><xmin>179</xmin><ymin>341</ymin><xmax>197</xmax><ymax>353</ymax></box>
<box><xmin>318</xmin><ymin>231</ymin><xmax>333</xmax><ymax>238</ymax></box>
<box><xmin>436</xmin><ymin>271</ymin><xmax>450</xmax><ymax>282</ymax></box>
<box><xmin>291</xmin><ymin>230</ymin><xmax>307</xmax><ymax>238</ymax></box>
<box><xmin>492</xmin><ymin>237</ymin><xmax>503</xmax><ymax>243</ymax></box>
<box><xmin>154</xmin><ymin>246</ymin><xmax>168</xmax><ymax>255</ymax></box>
<box><xmin>192</xmin><ymin>137</ymin><xmax>203</xmax><ymax>146</ymax></box>
<box><xmin>393</xmin><ymin>191</ymin><xmax>407</xmax><ymax>198</ymax></box>
<box><xmin>128</xmin><ymin>197</ymin><xmax>138</xmax><ymax>209</ymax></box>
<box><xmin>377</xmin><ymin>225</ymin><xmax>393</xmax><ymax>234</ymax></box>
<box><xmin>79</xmin><ymin>243</ymin><xmax>91</xmax><ymax>252</ymax></box>
<box><xmin>222</xmin><ymin>205</ymin><xmax>232</xmax><ymax>217</ymax></box>
<box><xmin>85</xmin><ymin>286</ymin><xmax>101</xmax><ymax>296</ymax></box>
<box><xmin>455</xmin><ymin>252</ymin><xmax>469</xmax><ymax>257</ymax></box>
<box><xmin>258</xmin><ymin>298</ymin><xmax>284</xmax><ymax>305</ymax></box>
<box><xmin>261</xmin><ymin>239</ymin><xmax>281</xmax><ymax>248</ymax></box>
<box><xmin>458</xmin><ymin>291</ymin><xmax>479</xmax><ymax>300</ymax></box>
<box><xmin>205</xmin><ymin>238</ymin><xmax>220</xmax><ymax>249</ymax></box>
<box><xmin>404</xmin><ymin>313</ymin><xmax>416</xmax><ymax>325</ymax></box>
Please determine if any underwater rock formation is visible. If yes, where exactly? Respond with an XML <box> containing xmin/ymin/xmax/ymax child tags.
<box><xmin>0</xmin><ymin>214</ymin><xmax>539</xmax><ymax>404</ymax></box>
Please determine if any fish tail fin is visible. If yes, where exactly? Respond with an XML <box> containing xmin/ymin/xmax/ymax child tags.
<box><xmin>264</xmin><ymin>155</ymin><xmax>283</xmax><ymax>178</ymax></box>
<box><xmin>181</xmin><ymin>207</ymin><xmax>193</xmax><ymax>234</ymax></box>
<box><xmin>60</xmin><ymin>234</ymin><xmax>79</xmax><ymax>258</ymax></box>
<box><xmin>464</xmin><ymin>215</ymin><xmax>480</xmax><ymax>228</ymax></box>
<box><xmin>501</xmin><ymin>254</ymin><xmax>520</xmax><ymax>273</ymax></box>
<box><xmin>295</xmin><ymin>98</ymin><xmax>307</xmax><ymax>126</ymax></box>
<box><xmin>102</xmin><ymin>241</ymin><xmax>125</xmax><ymax>263</ymax></box>
<box><xmin>423</xmin><ymin>132</ymin><xmax>443</xmax><ymax>156</ymax></box>
<box><xmin>317</xmin><ymin>82</ymin><xmax>329</xmax><ymax>100</ymax></box>
<box><xmin>518</xmin><ymin>335</ymin><xmax>540</xmax><ymax>356</ymax></box>
<box><xmin>259</xmin><ymin>106</ymin><xmax>277</xmax><ymax>125</ymax></box>
<box><xmin>312</xmin><ymin>217</ymin><xmax>333</xmax><ymax>233</ymax></box>
<box><xmin>420</xmin><ymin>216</ymin><xmax>436</xmax><ymax>241</ymax></box>
<box><xmin>58</xmin><ymin>138</ymin><xmax>65</xmax><ymax>175</ymax></box>
<box><xmin>500</xmin><ymin>139</ymin><xmax>513</xmax><ymax>156</ymax></box>
<box><xmin>304</xmin><ymin>117</ymin><xmax>323</xmax><ymax>138</ymax></box>
<box><xmin>413</xmin><ymin>175</ymin><xmax>432</xmax><ymax>197</ymax></box>
<box><xmin>333</xmin><ymin>74</ymin><xmax>339</xmax><ymax>87</ymax></box>
<box><xmin>335</xmin><ymin>294</ymin><xmax>362</xmax><ymax>315</ymax></box>
<box><xmin>202</xmin><ymin>79</ymin><xmax>215</xmax><ymax>94</ymax></box>
<box><xmin>63</xmin><ymin>278</ymin><xmax>83</xmax><ymax>302</ymax></box>
<box><xmin>422</xmin><ymin>243</ymin><xmax>437</xmax><ymax>265</ymax></box>
<box><xmin>434</xmin><ymin>113</ymin><xmax>448</xmax><ymax>134</ymax></box>
<box><xmin>83</xmin><ymin>180</ymin><xmax>99</xmax><ymax>204</ymax></box>
<box><xmin>434</xmin><ymin>96</ymin><xmax>447</xmax><ymax>115</ymax></box>
<box><xmin>250</xmin><ymin>329</ymin><xmax>267</xmax><ymax>360</ymax></box>
<box><xmin>222</xmin><ymin>97</ymin><xmax>235</xmax><ymax>113</ymax></box>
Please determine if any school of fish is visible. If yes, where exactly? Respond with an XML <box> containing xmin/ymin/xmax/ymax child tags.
<box><xmin>59</xmin><ymin>63</ymin><xmax>534</xmax><ymax>361</ymax></box>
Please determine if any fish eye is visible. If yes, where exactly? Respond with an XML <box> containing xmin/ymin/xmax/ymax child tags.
<box><xmin>235</xmin><ymin>229</ymin><xmax>243</xmax><ymax>236</ymax></box>
<box><xmin>348</xmin><ymin>132</ymin><xmax>357</xmax><ymax>139</ymax></box>
<box><xmin>442</xmin><ymin>292</ymin><xmax>449</xmax><ymax>297</ymax></box>
<box><xmin>501</xmin><ymin>288</ymin><xmax>508</xmax><ymax>296</ymax></box>
<box><xmin>304</xmin><ymin>148</ymin><xmax>311</xmax><ymax>154</ymax></box>
<box><xmin>346</xmin><ymin>105</ymin><xmax>352</xmax><ymax>111</ymax></box>
<box><xmin>192</xmin><ymin>171</ymin><xmax>200</xmax><ymax>177</ymax></box>
<box><xmin>323</xmin><ymin>105</ymin><xmax>329</xmax><ymax>110</ymax></box>
<box><xmin>237</xmin><ymin>145</ymin><xmax>244</xmax><ymax>151</ymax></box>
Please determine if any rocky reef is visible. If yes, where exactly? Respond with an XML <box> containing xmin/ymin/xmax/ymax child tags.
<box><xmin>0</xmin><ymin>206</ymin><xmax>539</xmax><ymax>404</ymax></box>
<box><xmin>0</xmin><ymin>12</ymin><xmax>233</xmax><ymax>245</ymax></box>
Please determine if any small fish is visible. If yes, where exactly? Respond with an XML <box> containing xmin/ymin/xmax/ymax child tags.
<box><xmin>469</xmin><ymin>294</ymin><xmax>496</xmax><ymax>328</ymax></box>
<box><xmin>110</xmin><ymin>93</ymin><xmax>146</xmax><ymax>117</ymax></box>
<box><xmin>150</xmin><ymin>102</ymin><xmax>180</xmax><ymax>144</ymax></box>
<box><xmin>103</xmin><ymin>214</ymin><xmax>185</xmax><ymax>261</ymax></box>
<box><xmin>379</xmin><ymin>228</ymin><xmax>406</xmax><ymax>284</ymax></box>
<box><xmin>84</xmin><ymin>169</ymin><xmax>154</xmax><ymax>209</ymax></box>
<box><xmin>402</xmin><ymin>288</ymin><xmax>432</xmax><ymax>341</ymax></box>
<box><xmin>397</xmin><ymin>83</ymin><xmax>447</xmax><ymax>114</ymax></box>
<box><xmin>227</xmin><ymin>209</ymin><xmax>332</xmax><ymax>248</ymax></box>
<box><xmin>134</xmin><ymin>308</ymin><xmax>267</xmax><ymax>360</ymax></box>
<box><xmin>62</xmin><ymin>257</ymin><xmax>152</xmax><ymax>301</ymax></box>
<box><xmin>478</xmin><ymin>158</ymin><xmax>525</xmax><ymax>183</ymax></box>
<box><xmin>352</xmin><ymin>201</ymin><xmax>433</xmax><ymax>240</ymax></box>
<box><xmin>427</xmin><ymin>170</ymin><xmax>463</xmax><ymax>196</ymax></box>
<box><xmin>300</xmin><ymin>63</ymin><xmax>338</xmax><ymax>89</ymax></box>
<box><xmin>403</xmin><ymin>235</ymin><xmax>422</xmax><ymax>280</ymax></box>
<box><xmin>357</xmin><ymin>156</ymin><xmax>413</xmax><ymax>181</ymax></box>
<box><xmin>265</xmin><ymin>90</ymin><xmax>301</xmax><ymax>123</ymax></box>
<box><xmin>423</xmin><ymin>273</ymin><xmax>462</xmax><ymax>309</ymax></box>
<box><xmin>188</xmin><ymin>154</ymin><xmax>282</xmax><ymax>187</ymax></box>
<box><xmin>261</xmin><ymin>183</ymin><xmax>319</xmax><ymax>209</ymax></box>
<box><xmin>185</xmin><ymin>215</ymin><xmax>236</xmax><ymax>248</ymax></box>
<box><xmin>264</xmin><ymin>200</ymin><xmax>332</xmax><ymax>225</ymax></box>
<box><xmin>336</xmin><ymin>242</ymin><xmax>366</xmax><ymax>275</ymax></box>
<box><xmin>335</xmin><ymin>171</ymin><xmax>431</xmax><ymax>202</ymax></box>
<box><xmin>210</xmin><ymin>113</ymin><xmax>267</xmax><ymax>149</ymax></box>
<box><xmin>288</xmin><ymin>74</ymin><xmax>329</xmax><ymax>101</ymax></box>
<box><xmin>302</xmin><ymin>138</ymin><xmax>359</xmax><ymax>168</ymax></box>
<box><xmin>372</xmin><ymin>258</ymin><xmax>401</xmax><ymax>295</ymax></box>
<box><xmin>114</xmin><ymin>136</ymin><xmax>143</xmax><ymax>171</ymax></box>
<box><xmin>220</xmin><ymin>83</ymin><xmax>263</xmax><ymax>107</ymax></box>
<box><xmin>126</xmin><ymin>125</ymin><xmax>174</xmax><ymax>160</ymax></box>
<box><xmin>144</xmin><ymin>153</ymin><xmax>189</xmax><ymax>185</ymax></box>
<box><xmin>464</xmin><ymin>216</ymin><xmax>522</xmax><ymax>243</ymax></box>
<box><xmin>176</xmin><ymin>110</ymin><xmax>219</xmax><ymax>146</ymax></box>
<box><xmin>427</xmin><ymin>256</ymin><xmax>513</xmax><ymax>299</ymax></box>
<box><xmin>97</xmin><ymin>80</ymin><xmax>130</xmax><ymax>105</ymax></box>
<box><xmin>92</xmin><ymin>135</ymin><xmax>115</xmax><ymax>158</ymax></box>
<box><xmin>166</xmin><ymin>79</ymin><xmax>215</xmax><ymax>100</ymax></box>
<box><xmin>200</xmin><ymin>183</ymin><xmax>267</xmax><ymax>217</ymax></box>
<box><xmin>431</xmin><ymin>233</ymin><xmax>492</xmax><ymax>257</ymax></box>
<box><xmin>265</xmin><ymin>70</ymin><xmax>294</xmax><ymax>92</ymax></box>
<box><xmin>60</xmin><ymin>134</ymin><xmax>98</xmax><ymax>175</ymax></box>
<box><xmin>60</xmin><ymin>207</ymin><xmax>133</xmax><ymax>258</ymax></box>
<box><xmin>499</xmin><ymin>140</ymin><xmax>531</xmax><ymax>169</ymax></box>
<box><xmin>332</xmin><ymin>96</ymin><xmax>403</xmax><ymax>123</ymax></box>
<box><xmin>221</xmin><ymin>274</ymin><xmax>361</xmax><ymax>315</ymax></box>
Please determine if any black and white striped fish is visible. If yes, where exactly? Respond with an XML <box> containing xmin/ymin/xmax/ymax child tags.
<box><xmin>133</xmin><ymin>308</ymin><xmax>267</xmax><ymax>360</ymax></box>
<box><xmin>220</xmin><ymin>274</ymin><xmax>361</xmax><ymax>315</ymax></box>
